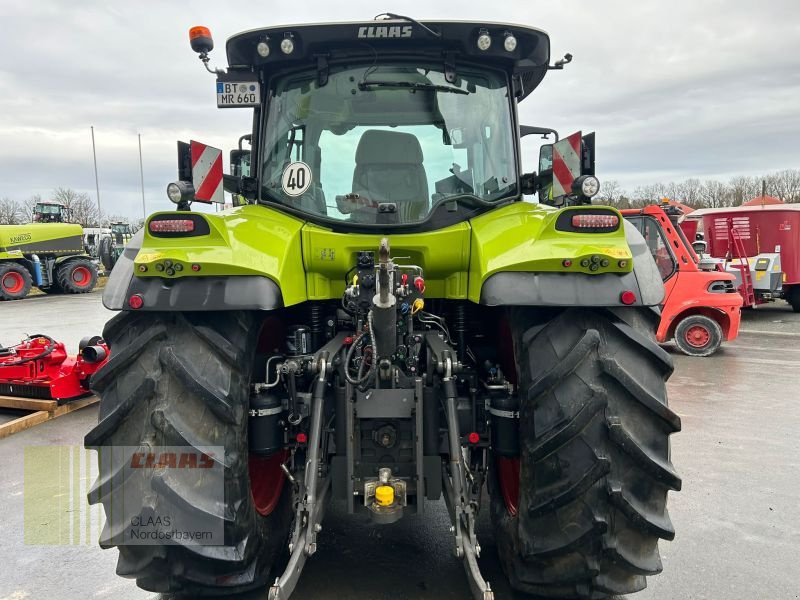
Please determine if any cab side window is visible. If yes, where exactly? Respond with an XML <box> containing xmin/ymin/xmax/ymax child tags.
<box><xmin>640</xmin><ymin>217</ymin><xmax>677</xmax><ymax>281</ymax></box>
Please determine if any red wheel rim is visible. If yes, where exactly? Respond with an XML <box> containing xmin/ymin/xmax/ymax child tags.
<box><xmin>2</xmin><ymin>271</ymin><xmax>24</xmax><ymax>294</ymax></box>
<box><xmin>684</xmin><ymin>324</ymin><xmax>711</xmax><ymax>348</ymax></box>
<box><xmin>71</xmin><ymin>266</ymin><xmax>92</xmax><ymax>287</ymax></box>
<box><xmin>496</xmin><ymin>456</ymin><xmax>521</xmax><ymax>517</ymax></box>
<box><xmin>249</xmin><ymin>450</ymin><xmax>287</xmax><ymax>516</ymax></box>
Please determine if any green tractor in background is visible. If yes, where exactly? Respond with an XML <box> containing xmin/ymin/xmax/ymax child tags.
<box><xmin>0</xmin><ymin>202</ymin><xmax>98</xmax><ymax>300</ymax></box>
<box><xmin>86</xmin><ymin>18</ymin><xmax>680</xmax><ymax>600</ymax></box>
<box><xmin>98</xmin><ymin>221</ymin><xmax>133</xmax><ymax>272</ymax></box>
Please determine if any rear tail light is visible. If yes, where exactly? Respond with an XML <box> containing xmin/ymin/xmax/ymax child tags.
<box><xmin>572</xmin><ymin>214</ymin><xmax>620</xmax><ymax>228</ymax></box>
<box><xmin>149</xmin><ymin>219</ymin><xmax>195</xmax><ymax>233</ymax></box>
<box><xmin>620</xmin><ymin>290</ymin><xmax>637</xmax><ymax>305</ymax></box>
<box><xmin>129</xmin><ymin>294</ymin><xmax>144</xmax><ymax>309</ymax></box>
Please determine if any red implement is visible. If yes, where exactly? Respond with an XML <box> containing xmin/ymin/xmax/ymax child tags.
<box><xmin>0</xmin><ymin>335</ymin><xmax>109</xmax><ymax>400</ymax></box>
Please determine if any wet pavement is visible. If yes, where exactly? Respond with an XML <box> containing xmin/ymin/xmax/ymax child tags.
<box><xmin>1</xmin><ymin>295</ymin><xmax>799</xmax><ymax>600</ymax></box>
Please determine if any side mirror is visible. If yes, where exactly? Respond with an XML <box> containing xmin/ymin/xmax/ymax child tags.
<box><xmin>538</xmin><ymin>144</ymin><xmax>553</xmax><ymax>173</ymax></box>
<box><xmin>230</xmin><ymin>149</ymin><xmax>251</xmax><ymax>178</ymax></box>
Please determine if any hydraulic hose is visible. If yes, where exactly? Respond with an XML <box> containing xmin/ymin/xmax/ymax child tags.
<box><xmin>344</xmin><ymin>326</ymin><xmax>374</xmax><ymax>386</ymax></box>
<box><xmin>2</xmin><ymin>335</ymin><xmax>58</xmax><ymax>366</ymax></box>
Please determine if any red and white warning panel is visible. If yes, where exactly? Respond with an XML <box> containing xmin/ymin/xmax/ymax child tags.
<box><xmin>551</xmin><ymin>131</ymin><xmax>582</xmax><ymax>198</ymax></box>
<box><xmin>190</xmin><ymin>141</ymin><xmax>224</xmax><ymax>203</ymax></box>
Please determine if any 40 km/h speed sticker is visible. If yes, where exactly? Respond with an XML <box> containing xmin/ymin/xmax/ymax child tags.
<box><xmin>281</xmin><ymin>162</ymin><xmax>312</xmax><ymax>197</ymax></box>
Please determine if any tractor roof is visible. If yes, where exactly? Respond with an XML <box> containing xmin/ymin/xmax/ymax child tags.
<box><xmin>226</xmin><ymin>19</ymin><xmax>550</xmax><ymax>100</ymax></box>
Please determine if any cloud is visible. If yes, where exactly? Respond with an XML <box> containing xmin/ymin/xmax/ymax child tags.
<box><xmin>1</xmin><ymin>0</ymin><xmax>798</xmax><ymax>216</ymax></box>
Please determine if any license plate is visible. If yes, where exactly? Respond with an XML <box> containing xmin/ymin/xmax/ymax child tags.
<box><xmin>216</xmin><ymin>81</ymin><xmax>260</xmax><ymax>108</ymax></box>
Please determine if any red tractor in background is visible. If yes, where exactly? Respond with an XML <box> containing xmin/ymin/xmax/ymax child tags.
<box><xmin>623</xmin><ymin>204</ymin><xmax>743</xmax><ymax>356</ymax></box>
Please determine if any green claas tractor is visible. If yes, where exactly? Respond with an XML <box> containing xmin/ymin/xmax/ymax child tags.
<box><xmin>0</xmin><ymin>203</ymin><xmax>98</xmax><ymax>300</ymax></box>
<box><xmin>98</xmin><ymin>221</ymin><xmax>133</xmax><ymax>272</ymax></box>
<box><xmin>86</xmin><ymin>17</ymin><xmax>680</xmax><ymax>600</ymax></box>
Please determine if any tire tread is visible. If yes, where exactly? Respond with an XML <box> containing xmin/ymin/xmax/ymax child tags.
<box><xmin>490</xmin><ymin>307</ymin><xmax>680</xmax><ymax>599</ymax></box>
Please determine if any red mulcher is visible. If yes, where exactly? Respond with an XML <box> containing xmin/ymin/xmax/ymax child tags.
<box><xmin>0</xmin><ymin>335</ymin><xmax>109</xmax><ymax>400</ymax></box>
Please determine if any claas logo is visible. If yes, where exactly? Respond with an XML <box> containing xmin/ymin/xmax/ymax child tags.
<box><xmin>130</xmin><ymin>451</ymin><xmax>216</xmax><ymax>469</ymax></box>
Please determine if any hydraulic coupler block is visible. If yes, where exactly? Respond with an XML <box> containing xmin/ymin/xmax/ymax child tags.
<box><xmin>364</xmin><ymin>467</ymin><xmax>407</xmax><ymax>524</ymax></box>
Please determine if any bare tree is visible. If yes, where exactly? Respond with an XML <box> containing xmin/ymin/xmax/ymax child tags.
<box><xmin>20</xmin><ymin>193</ymin><xmax>42</xmax><ymax>222</ymax></box>
<box><xmin>728</xmin><ymin>175</ymin><xmax>761</xmax><ymax>206</ymax></box>
<box><xmin>52</xmin><ymin>187</ymin><xmax>100</xmax><ymax>226</ymax></box>
<box><xmin>632</xmin><ymin>183</ymin><xmax>668</xmax><ymax>207</ymax></box>
<box><xmin>699</xmin><ymin>180</ymin><xmax>730</xmax><ymax>208</ymax></box>
<box><xmin>0</xmin><ymin>197</ymin><xmax>22</xmax><ymax>225</ymax></box>
<box><xmin>676</xmin><ymin>178</ymin><xmax>703</xmax><ymax>207</ymax></box>
<box><xmin>597</xmin><ymin>179</ymin><xmax>624</xmax><ymax>205</ymax></box>
<box><xmin>766</xmin><ymin>169</ymin><xmax>800</xmax><ymax>203</ymax></box>
<box><xmin>664</xmin><ymin>181</ymin><xmax>681</xmax><ymax>202</ymax></box>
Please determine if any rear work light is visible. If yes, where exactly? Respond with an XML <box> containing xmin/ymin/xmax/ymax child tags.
<box><xmin>572</xmin><ymin>214</ymin><xmax>620</xmax><ymax>229</ymax></box>
<box><xmin>149</xmin><ymin>219</ymin><xmax>195</xmax><ymax>233</ymax></box>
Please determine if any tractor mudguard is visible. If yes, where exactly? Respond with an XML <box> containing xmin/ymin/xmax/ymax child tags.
<box><xmin>473</xmin><ymin>206</ymin><xmax>664</xmax><ymax>307</ymax></box>
<box><xmin>102</xmin><ymin>228</ymin><xmax>285</xmax><ymax>311</ymax></box>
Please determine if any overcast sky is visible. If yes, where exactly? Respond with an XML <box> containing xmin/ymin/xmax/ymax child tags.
<box><xmin>1</xmin><ymin>0</ymin><xmax>798</xmax><ymax>219</ymax></box>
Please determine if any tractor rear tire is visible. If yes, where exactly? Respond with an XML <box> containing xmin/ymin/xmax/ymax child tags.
<box><xmin>0</xmin><ymin>263</ymin><xmax>32</xmax><ymax>300</ymax></box>
<box><xmin>490</xmin><ymin>307</ymin><xmax>681</xmax><ymax>599</ymax></box>
<box><xmin>56</xmin><ymin>258</ymin><xmax>98</xmax><ymax>293</ymax></box>
<box><xmin>673</xmin><ymin>314</ymin><xmax>722</xmax><ymax>357</ymax></box>
<box><xmin>99</xmin><ymin>236</ymin><xmax>115</xmax><ymax>272</ymax></box>
<box><xmin>85</xmin><ymin>311</ymin><xmax>292</xmax><ymax>595</ymax></box>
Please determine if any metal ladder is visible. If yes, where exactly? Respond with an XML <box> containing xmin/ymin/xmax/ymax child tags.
<box><xmin>727</xmin><ymin>218</ymin><xmax>756</xmax><ymax>307</ymax></box>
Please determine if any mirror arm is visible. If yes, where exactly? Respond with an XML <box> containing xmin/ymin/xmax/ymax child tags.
<box><xmin>520</xmin><ymin>172</ymin><xmax>538</xmax><ymax>195</ymax></box>
<box><xmin>223</xmin><ymin>174</ymin><xmax>241</xmax><ymax>194</ymax></box>
<box><xmin>241</xmin><ymin>176</ymin><xmax>259</xmax><ymax>199</ymax></box>
<box><xmin>520</xmin><ymin>125</ymin><xmax>559</xmax><ymax>141</ymax></box>
<box><xmin>222</xmin><ymin>175</ymin><xmax>258</xmax><ymax>199</ymax></box>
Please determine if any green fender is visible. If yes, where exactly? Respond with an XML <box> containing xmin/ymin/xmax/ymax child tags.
<box><xmin>469</xmin><ymin>203</ymin><xmax>664</xmax><ymax>306</ymax></box>
<box><xmin>104</xmin><ymin>202</ymin><xmax>662</xmax><ymax>311</ymax></box>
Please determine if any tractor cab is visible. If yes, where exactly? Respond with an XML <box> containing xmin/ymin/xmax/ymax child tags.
<box><xmin>168</xmin><ymin>21</ymin><xmax>601</xmax><ymax>225</ymax></box>
<box><xmin>110</xmin><ymin>222</ymin><xmax>132</xmax><ymax>245</ymax></box>
<box><xmin>33</xmin><ymin>201</ymin><xmax>72</xmax><ymax>223</ymax></box>
<box><xmin>98</xmin><ymin>222</ymin><xmax>133</xmax><ymax>272</ymax></box>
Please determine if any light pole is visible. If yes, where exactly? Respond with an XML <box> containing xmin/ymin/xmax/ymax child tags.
<box><xmin>90</xmin><ymin>126</ymin><xmax>102</xmax><ymax>223</ymax></box>
<box><xmin>138</xmin><ymin>133</ymin><xmax>146</xmax><ymax>219</ymax></box>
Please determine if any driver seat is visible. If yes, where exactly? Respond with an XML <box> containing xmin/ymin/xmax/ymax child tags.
<box><xmin>352</xmin><ymin>130</ymin><xmax>429</xmax><ymax>222</ymax></box>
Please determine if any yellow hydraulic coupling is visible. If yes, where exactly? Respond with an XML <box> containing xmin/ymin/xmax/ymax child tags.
<box><xmin>375</xmin><ymin>485</ymin><xmax>395</xmax><ymax>506</ymax></box>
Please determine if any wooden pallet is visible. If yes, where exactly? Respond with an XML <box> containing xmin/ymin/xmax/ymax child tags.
<box><xmin>0</xmin><ymin>394</ymin><xmax>98</xmax><ymax>440</ymax></box>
